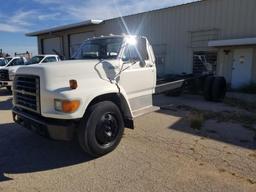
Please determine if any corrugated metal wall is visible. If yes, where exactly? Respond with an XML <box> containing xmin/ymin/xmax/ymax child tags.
<box><xmin>92</xmin><ymin>0</ymin><xmax>256</xmax><ymax>75</ymax></box>
<box><xmin>217</xmin><ymin>48</ymin><xmax>233</xmax><ymax>82</ymax></box>
<box><xmin>37</xmin><ymin>0</ymin><xmax>256</xmax><ymax>77</ymax></box>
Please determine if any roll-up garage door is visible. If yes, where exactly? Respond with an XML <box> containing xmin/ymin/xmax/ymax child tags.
<box><xmin>42</xmin><ymin>37</ymin><xmax>62</xmax><ymax>55</ymax></box>
<box><xmin>69</xmin><ymin>32</ymin><xmax>94</xmax><ymax>57</ymax></box>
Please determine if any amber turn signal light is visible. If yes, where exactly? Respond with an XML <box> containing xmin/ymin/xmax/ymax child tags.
<box><xmin>69</xmin><ymin>79</ymin><xmax>78</xmax><ymax>89</ymax></box>
<box><xmin>62</xmin><ymin>100</ymin><xmax>80</xmax><ymax>113</ymax></box>
<box><xmin>55</xmin><ymin>99</ymin><xmax>80</xmax><ymax>113</ymax></box>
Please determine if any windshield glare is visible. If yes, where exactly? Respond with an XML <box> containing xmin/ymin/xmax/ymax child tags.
<box><xmin>0</xmin><ymin>59</ymin><xmax>7</xmax><ymax>66</ymax></box>
<box><xmin>26</xmin><ymin>56</ymin><xmax>44</xmax><ymax>65</ymax></box>
<box><xmin>73</xmin><ymin>37</ymin><xmax>123</xmax><ymax>60</ymax></box>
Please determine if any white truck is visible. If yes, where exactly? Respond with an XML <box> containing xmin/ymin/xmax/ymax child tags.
<box><xmin>12</xmin><ymin>35</ymin><xmax>226</xmax><ymax>157</ymax></box>
<box><xmin>0</xmin><ymin>55</ymin><xmax>60</xmax><ymax>92</ymax></box>
<box><xmin>0</xmin><ymin>56</ymin><xmax>27</xmax><ymax>91</ymax></box>
<box><xmin>0</xmin><ymin>56</ymin><xmax>27</xmax><ymax>69</ymax></box>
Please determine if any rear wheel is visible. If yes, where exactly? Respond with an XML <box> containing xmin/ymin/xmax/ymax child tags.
<box><xmin>78</xmin><ymin>101</ymin><xmax>124</xmax><ymax>157</ymax></box>
<box><xmin>203</xmin><ymin>76</ymin><xmax>215</xmax><ymax>101</ymax></box>
<box><xmin>211</xmin><ymin>77</ymin><xmax>227</xmax><ymax>102</ymax></box>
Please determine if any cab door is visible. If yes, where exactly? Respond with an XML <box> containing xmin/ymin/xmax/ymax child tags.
<box><xmin>118</xmin><ymin>37</ymin><xmax>156</xmax><ymax>111</ymax></box>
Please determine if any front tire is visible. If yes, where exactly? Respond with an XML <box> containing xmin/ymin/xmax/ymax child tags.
<box><xmin>78</xmin><ymin>101</ymin><xmax>124</xmax><ymax>157</ymax></box>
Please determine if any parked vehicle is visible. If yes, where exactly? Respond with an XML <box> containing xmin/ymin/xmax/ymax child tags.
<box><xmin>12</xmin><ymin>35</ymin><xmax>226</xmax><ymax>157</ymax></box>
<box><xmin>9</xmin><ymin>55</ymin><xmax>61</xmax><ymax>80</ymax></box>
<box><xmin>0</xmin><ymin>57</ymin><xmax>27</xmax><ymax>91</ymax></box>
<box><xmin>0</xmin><ymin>58</ymin><xmax>8</xmax><ymax>68</ymax></box>
<box><xmin>26</xmin><ymin>55</ymin><xmax>61</xmax><ymax>65</ymax></box>
<box><xmin>0</xmin><ymin>55</ymin><xmax>60</xmax><ymax>92</ymax></box>
<box><xmin>0</xmin><ymin>56</ymin><xmax>27</xmax><ymax>69</ymax></box>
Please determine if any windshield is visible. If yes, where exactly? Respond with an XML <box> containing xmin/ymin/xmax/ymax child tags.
<box><xmin>72</xmin><ymin>37</ymin><xmax>123</xmax><ymax>60</ymax></box>
<box><xmin>26</xmin><ymin>56</ymin><xmax>44</xmax><ymax>65</ymax></box>
<box><xmin>0</xmin><ymin>59</ymin><xmax>7</xmax><ymax>66</ymax></box>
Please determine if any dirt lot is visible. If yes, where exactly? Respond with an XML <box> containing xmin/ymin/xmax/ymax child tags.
<box><xmin>0</xmin><ymin>88</ymin><xmax>256</xmax><ymax>192</ymax></box>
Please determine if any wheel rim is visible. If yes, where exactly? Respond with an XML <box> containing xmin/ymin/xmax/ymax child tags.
<box><xmin>95</xmin><ymin>113</ymin><xmax>119</xmax><ymax>147</ymax></box>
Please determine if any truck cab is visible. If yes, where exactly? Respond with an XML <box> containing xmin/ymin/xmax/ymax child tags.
<box><xmin>12</xmin><ymin>35</ymin><xmax>157</xmax><ymax>157</ymax></box>
<box><xmin>0</xmin><ymin>56</ymin><xmax>27</xmax><ymax>69</ymax></box>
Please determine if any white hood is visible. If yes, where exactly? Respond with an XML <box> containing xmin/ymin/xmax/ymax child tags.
<box><xmin>15</xmin><ymin>59</ymin><xmax>120</xmax><ymax>89</ymax></box>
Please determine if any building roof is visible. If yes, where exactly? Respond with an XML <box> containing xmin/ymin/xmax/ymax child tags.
<box><xmin>26</xmin><ymin>20</ymin><xmax>103</xmax><ymax>36</ymax></box>
<box><xmin>208</xmin><ymin>37</ymin><xmax>256</xmax><ymax>47</ymax></box>
<box><xmin>26</xmin><ymin>0</ymin><xmax>204</xmax><ymax>37</ymax></box>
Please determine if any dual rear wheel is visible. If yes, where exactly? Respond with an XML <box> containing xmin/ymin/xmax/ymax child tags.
<box><xmin>204</xmin><ymin>76</ymin><xmax>227</xmax><ymax>102</ymax></box>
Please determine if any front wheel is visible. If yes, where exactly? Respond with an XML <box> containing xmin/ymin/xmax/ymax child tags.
<box><xmin>78</xmin><ymin>101</ymin><xmax>124</xmax><ymax>157</ymax></box>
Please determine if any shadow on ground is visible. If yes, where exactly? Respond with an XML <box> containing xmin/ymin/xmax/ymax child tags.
<box><xmin>157</xmin><ymin>109</ymin><xmax>256</xmax><ymax>150</ymax></box>
<box><xmin>0</xmin><ymin>98</ymin><xmax>13</xmax><ymax>110</ymax></box>
<box><xmin>0</xmin><ymin>123</ymin><xmax>92</xmax><ymax>182</ymax></box>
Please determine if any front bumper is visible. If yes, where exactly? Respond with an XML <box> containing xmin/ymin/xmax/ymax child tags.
<box><xmin>0</xmin><ymin>80</ymin><xmax>12</xmax><ymax>87</ymax></box>
<box><xmin>13</xmin><ymin>107</ymin><xmax>80</xmax><ymax>141</ymax></box>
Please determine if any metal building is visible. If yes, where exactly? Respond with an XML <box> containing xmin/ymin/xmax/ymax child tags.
<box><xmin>27</xmin><ymin>0</ymin><xmax>256</xmax><ymax>88</ymax></box>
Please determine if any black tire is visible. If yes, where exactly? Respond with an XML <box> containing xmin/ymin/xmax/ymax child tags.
<box><xmin>78</xmin><ymin>101</ymin><xmax>124</xmax><ymax>157</ymax></box>
<box><xmin>6</xmin><ymin>86</ymin><xmax>12</xmax><ymax>93</ymax></box>
<box><xmin>203</xmin><ymin>76</ymin><xmax>215</xmax><ymax>101</ymax></box>
<box><xmin>211</xmin><ymin>77</ymin><xmax>227</xmax><ymax>102</ymax></box>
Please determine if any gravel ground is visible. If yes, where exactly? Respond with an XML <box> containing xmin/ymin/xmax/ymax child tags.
<box><xmin>0</xmin><ymin>88</ymin><xmax>256</xmax><ymax>192</ymax></box>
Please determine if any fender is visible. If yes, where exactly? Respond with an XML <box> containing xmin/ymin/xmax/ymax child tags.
<box><xmin>73</xmin><ymin>83</ymin><xmax>134</xmax><ymax>128</ymax></box>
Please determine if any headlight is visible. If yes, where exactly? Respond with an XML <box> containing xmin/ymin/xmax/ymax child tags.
<box><xmin>54</xmin><ymin>99</ymin><xmax>80</xmax><ymax>113</ymax></box>
<box><xmin>9</xmin><ymin>71</ymin><xmax>15</xmax><ymax>80</ymax></box>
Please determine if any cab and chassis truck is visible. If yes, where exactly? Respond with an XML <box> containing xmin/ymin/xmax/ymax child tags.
<box><xmin>12</xmin><ymin>35</ymin><xmax>226</xmax><ymax>157</ymax></box>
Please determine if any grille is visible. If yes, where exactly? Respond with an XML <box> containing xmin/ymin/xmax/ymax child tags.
<box><xmin>13</xmin><ymin>75</ymin><xmax>40</xmax><ymax>113</ymax></box>
<box><xmin>0</xmin><ymin>69</ymin><xmax>9</xmax><ymax>81</ymax></box>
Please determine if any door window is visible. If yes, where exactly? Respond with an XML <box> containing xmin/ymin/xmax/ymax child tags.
<box><xmin>122</xmin><ymin>38</ymin><xmax>149</xmax><ymax>62</ymax></box>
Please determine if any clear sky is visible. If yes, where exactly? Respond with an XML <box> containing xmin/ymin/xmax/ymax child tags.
<box><xmin>0</xmin><ymin>0</ymin><xmax>198</xmax><ymax>56</ymax></box>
